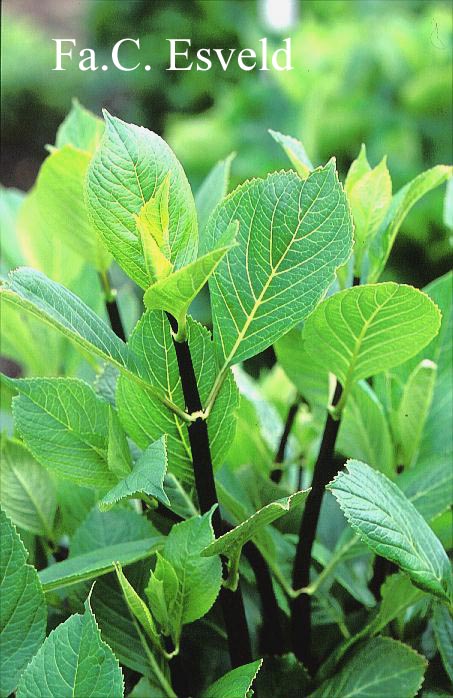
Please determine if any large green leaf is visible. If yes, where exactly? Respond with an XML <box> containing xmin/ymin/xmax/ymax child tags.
<box><xmin>195</xmin><ymin>152</ymin><xmax>235</xmax><ymax>234</ymax></box>
<box><xmin>0</xmin><ymin>509</ymin><xmax>47</xmax><ymax>698</ymax></box>
<box><xmin>6</xmin><ymin>376</ymin><xmax>117</xmax><ymax>488</ymax></box>
<box><xmin>55</xmin><ymin>98</ymin><xmax>104</xmax><ymax>153</ymax></box>
<box><xmin>17</xmin><ymin>598</ymin><xmax>124</xmax><ymax>698</ymax></box>
<box><xmin>100</xmin><ymin>438</ymin><xmax>169</xmax><ymax>510</ymax></box>
<box><xmin>144</xmin><ymin>222</ymin><xmax>237</xmax><ymax>339</ymax></box>
<box><xmin>310</xmin><ymin>637</ymin><xmax>426</xmax><ymax>698</ymax></box>
<box><xmin>201</xmin><ymin>660</ymin><xmax>263</xmax><ymax>698</ymax></box>
<box><xmin>328</xmin><ymin>460</ymin><xmax>453</xmax><ymax>602</ymax></box>
<box><xmin>31</xmin><ymin>145</ymin><xmax>111</xmax><ymax>270</ymax></box>
<box><xmin>304</xmin><ymin>283</ymin><xmax>441</xmax><ymax>412</ymax></box>
<box><xmin>117</xmin><ymin>312</ymin><xmax>239</xmax><ymax>483</ymax></box>
<box><xmin>433</xmin><ymin>604</ymin><xmax>453</xmax><ymax>683</ymax></box>
<box><xmin>0</xmin><ymin>437</ymin><xmax>56</xmax><ymax>537</ymax></box>
<box><xmin>337</xmin><ymin>381</ymin><xmax>393</xmax><ymax>476</ymax></box>
<box><xmin>393</xmin><ymin>360</ymin><xmax>437</xmax><ymax>468</ymax></box>
<box><xmin>399</xmin><ymin>454</ymin><xmax>453</xmax><ymax>522</ymax></box>
<box><xmin>366</xmin><ymin>165</ymin><xmax>452</xmax><ymax>282</ymax></box>
<box><xmin>204</xmin><ymin>163</ymin><xmax>353</xmax><ymax>370</ymax></box>
<box><xmin>202</xmin><ymin>490</ymin><xmax>309</xmax><ymax>590</ymax></box>
<box><xmin>145</xmin><ymin>509</ymin><xmax>222</xmax><ymax>645</ymax></box>
<box><xmin>269</xmin><ymin>129</ymin><xmax>313</xmax><ymax>178</ymax></box>
<box><xmin>86</xmin><ymin>112</ymin><xmax>198</xmax><ymax>288</ymax></box>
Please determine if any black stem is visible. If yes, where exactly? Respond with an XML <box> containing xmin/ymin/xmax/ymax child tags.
<box><xmin>290</xmin><ymin>381</ymin><xmax>343</xmax><ymax>668</ymax></box>
<box><xmin>99</xmin><ymin>272</ymin><xmax>127</xmax><ymax>341</ymax></box>
<box><xmin>243</xmin><ymin>541</ymin><xmax>285</xmax><ymax>655</ymax></box>
<box><xmin>271</xmin><ymin>395</ymin><xmax>302</xmax><ymax>483</ymax></box>
<box><xmin>166</xmin><ymin>313</ymin><xmax>253</xmax><ymax>669</ymax></box>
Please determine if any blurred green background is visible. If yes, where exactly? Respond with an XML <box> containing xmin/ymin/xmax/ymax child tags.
<box><xmin>1</xmin><ymin>0</ymin><xmax>452</xmax><ymax>285</ymax></box>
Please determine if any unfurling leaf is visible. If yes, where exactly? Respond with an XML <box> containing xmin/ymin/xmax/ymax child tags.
<box><xmin>86</xmin><ymin>112</ymin><xmax>198</xmax><ymax>288</ymax></box>
<box><xmin>269</xmin><ymin>129</ymin><xmax>313</xmax><ymax>178</ymax></box>
<box><xmin>16</xmin><ymin>597</ymin><xmax>124</xmax><ymax>698</ymax></box>
<box><xmin>114</xmin><ymin>563</ymin><xmax>160</xmax><ymax>646</ymax></box>
<box><xmin>328</xmin><ymin>460</ymin><xmax>453</xmax><ymax>603</ymax></box>
<box><xmin>0</xmin><ymin>509</ymin><xmax>47</xmax><ymax>698</ymax></box>
<box><xmin>135</xmin><ymin>173</ymin><xmax>173</xmax><ymax>282</ymax></box>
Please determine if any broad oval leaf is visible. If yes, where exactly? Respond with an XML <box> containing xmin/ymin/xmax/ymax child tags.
<box><xmin>0</xmin><ymin>509</ymin><xmax>47</xmax><ymax>698</ymax></box>
<box><xmin>304</xmin><ymin>283</ymin><xmax>441</xmax><ymax>400</ymax></box>
<box><xmin>16</xmin><ymin>598</ymin><xmax>124</xmax><ymax>698</ymax></box>
<box><xmin>0</xmin><ymin>437</ymin><xmax>57</xmax><ymax>537</ymax></box>
<box><xmin>204</xmin><ymin>162</ymin><xmax>353</xmax><ymax>367</ymax></box>
<box><xmin>328</xmin><ymin>460</ymin><xmax>453</xmax><ymax>603</ymax></box>
<box><xmin>310</xmin><ymin>637</ymin><xmax>427</xmax><ymax>698</ymax></box>
<box><xmin>6</xmin><ymin>377</ymin><xmax>117</xmax><ymax>488</ymax></box>
<box><xmin>55</xmin><ymin>98</ymin><xmax>104</xmax><ymax>153</ymax></box>
<box><xmin>86</xmin><ymin>112</ymin><xmax>198</xmax><ymax>289</ymax></box>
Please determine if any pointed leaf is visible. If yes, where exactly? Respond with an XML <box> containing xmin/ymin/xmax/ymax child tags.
<box><xmin>17</xmin><ymin>597</ymin><xmax>124</xmax><ymax>698</ymax></box>
<box><xmin>394</xmin><ymin>359</ymin><xmax>437</xmax><ymax>468</ymax></box>
<box><xmin>328</xmin><ymin>459</ymin><xmax>453</xmax><ymax>602</ymax></box>
<box><xmin>0</xmin><ymin>509</ymin><xmax>47</xmax><ymax>698</ymax></box>
<box><xmin>145</xmin><ymin>553</ymin><xmax>180</xmax><ymax>641</ymax></box>
<box><xmin>204</xmin><ymin>163</ymin><xmax>353</xmax><ymax>367</ymax></box>
<box><xmin>269</xmin><ymin>129</ymin><xmax>313</xmax><ymax>178</ymax></box>
<box><xmin>344</xmin><ymin>144</ymin><xmax>371</xmax><ymax>194</ymax></box>
<box><xmin>202</xmin><ymin>490</ymin><xmax>309</xmax><ymax>590</ymax></box>
<box><xmin>304</xmin><ymin>283</ymin><xmax>441</xmax><ymax>408</ymax></box>
<box><xmin>196</xmin><ymin>152</ymin><xmax>235</xmax><ymax>233</ymax></box>
<box><xmin>201</xmin><ymin>660</ymin><xmax>263</xmax><ymax>698</ymax></box>
<box><xmin>0</xmin><ymin>437</ymin><xmax>56</xmax><ymax>537</ymax></box>
<box><xmin>100</xmin><ymin>438</ymin><xmax>169</xmax><ymax>510</ymax></box>
<box><xmin>310</xmin><ymin>637</ymin><xmax>426</xmax><ymax>698</ymax></box>
<box><xmin>144</xmin><ymin>222</ymin><xmax>238</xmax><ymax>339</ymax></box>
<box><xmin>86</xmin><ymin>112</ymin><xmax>198</xmax><ymax>288</ymax></box>
<box><xmin>114</xmin><ymin>563</ymin><xmax>160</xmax><ymax>645</ymax></box>
<box><xmin>367</xmin><ymin>165</ymin><xmax>452</xmax><ymax>282</ymax></box>
<box><xmin>55</xmin><ymin>98</ymin><xmax>104</xmax><ymax>153</ymax></box>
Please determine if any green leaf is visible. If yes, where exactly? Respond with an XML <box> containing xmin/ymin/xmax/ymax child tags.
<box><xmin>201</xmin><ymin>659</ymin><xmax>263</xmax><ymax>698</ymax></box>
<box><xmin>145</xmin><ymin>553</ymin><xmax>180</xmax><ymax>642</ymax></box>
<box><xmin>338</xmin><ymin>381</ymin><xmax>394</xmax><ymax>476</ymax></box>
<box><xmin>399</xmin><ymin>453</ymin><xmax>453</xmax><ymax>522</ymax></box>
<box><xmin>144</xmin><ymin>222</ymin><xmax>238</xmax><ymax>340</ymax></box>
<box><xmin>107</xmin><ymin>409</ymin><xmax>132</xmax><ymax>479</ymax></box>
<box><xmin>304</xmin><ymin>283</ymin><xmax>441</xmax><ymax>412</ymax></box>
<box><xmin>269</xmin><ymin>129</ymin><xmax>313</xmax><ymax>178</ymax></box>
<box><xmin>205</xmin><ymin>163</ymin><xmax>353</xmax><ymax>369</ymax></box>
<box><xmin>146</xmin><ymin>509</ymin><xmax>222</xmax><ymax>645</ymax></box>
<box><xmin>117</xmin><ymin>312</ymin><xmax>239</xmax><ymax>483</ymax></box>
<box><xmin>196</xmin><ymin>152</ymin><xmax>235</xmax><ymax>233</ymax></box>
<box><xmin>0</xmin><ymin>268</ymin><xmax>184</xmax><ymax>416</ymax></box>
<box><xmin>274</xmin><ymin>329</ymin><xmax>330</xmax><ymax>411</ymax></box>
<box><xmin>86</xmin><ymin>111</ymin><xmax>198</xmax><ymax>289</ymax></box>
<box><xmin>328</xmin><ymin>459</ymin><xmax>453</xmax><ymax>602</ymax></box>
<box><xmin>309</xmin><ymin>637</ymin><xmax>427</xmax><ymax>698</ymax></box>
<box><xmin>55</xmin><ymin>98</ymin><xmax>104</xmax><ymax>153</ymax></box>
<box><xmin>347</xmin><ymin>156</ymin><xmax>392</xmax><ymax>275</ymax></box>
<box><xmin>367</xmin><ymin>165</ymin><xmax>452</xmax><ymax>282</ymax></box>
<box><xmin>6</xmin><ymin>376</ymin><xmax>117</xmax><ymax>488</ymax></box>
<box><xmin>114</xmin><ymin>563</ymin><xmax>160</xmax><ymax>645</ymax></box>
<box><xmin>0</xmin><ymin>437</ymin><xmax>56</xmax><ymax>537</ymax></box>
<box><xmin>444</xmin><ymin>177</ymin><xmax>453</xmax><ymax>230</ymax></box>
<box><xmin>344</xmin><ymin>144</ymin><xmax>371</xmax><ymax>194</ymax></box>
<box><xmin>100</xmin><ymin>438</ymin><xmax>169</xmax><ymax>510</ymax></box>
<box><xmin>0</xmin><ymin>185</ymin><xmax>25</xmax><ymax>270</ymax></box>
<box><xmin>254</xmin><ymin>654</ymin><xmax>309</xmax><ymax>698</ymax></box>
<box><xmin>31</xmin><ymin>145</ymin><xmax>111</xmax><ymax>271</ymax></box>
<box><xmin>17</xmin><ymin>597</ymin><xmax>124</xmax><ymax>698</ymax></box>
<box><xmin>202</xmin><ymin>490</ymin><xmax>309</xmax><ymax>590</ymax></box>
<box><xmin>0</xmin><ymin>509</ymin><xmax>47</xmax><ymax>698</ymax></box>
<box><xmin>393</xmin><ymin>360</ymin><xmax>437</xmax><ymax>468</ymax></box>
<box><xmin>433</xmin><ymin>603</ymin><xmax>453</xmax><ymax>682</ymax></box>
